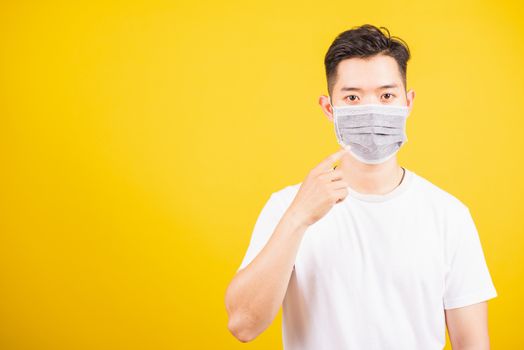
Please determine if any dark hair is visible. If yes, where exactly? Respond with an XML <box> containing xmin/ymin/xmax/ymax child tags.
<box><xmin>324</xmin><ymin>24</ymin><xmax>411</xmax><ymax>96</ymax></box>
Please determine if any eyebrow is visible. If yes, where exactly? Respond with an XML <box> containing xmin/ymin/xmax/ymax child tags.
<box><xmin>340</xmin><ymin>84</ymin><xmax>400</xmax><ymax>92</ymax></box>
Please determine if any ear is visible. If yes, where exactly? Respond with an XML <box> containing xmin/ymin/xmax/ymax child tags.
<box><xmin>406</xmin><ymin>89</ymin><xmax>416</xmax><ymax>112</ymax></box>
<box><xmin>319</xmin><ymin>95</ymin><xmax>334</xmax><ymax>122</ymax></box>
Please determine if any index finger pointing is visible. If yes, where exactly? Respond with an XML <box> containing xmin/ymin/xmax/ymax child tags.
<box><xmin>316</xmin><ymin>146</ymin><xmax>350</xmax><ymax>172</ymax></box>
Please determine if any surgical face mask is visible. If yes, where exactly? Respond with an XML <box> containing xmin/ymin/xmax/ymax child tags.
<box><xmin>329</xmin><ymin>97</ymin><xmax>411</xmax><ymax>164</ymax></box>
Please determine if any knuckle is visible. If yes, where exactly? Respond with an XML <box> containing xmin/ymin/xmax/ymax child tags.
<box><xmin>318</xmin><ymin>172</ymin><xmax>329</xmax><ymax>181</ymax></box>
<box><xmin>329</xmin><ymin>170</ymin><xmax>341</xmax><ymax>180</ymax></box>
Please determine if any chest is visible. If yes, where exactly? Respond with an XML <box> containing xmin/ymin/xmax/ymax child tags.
<box><xmin>293</xmin><ymin>202</ymin><xmax>445</xmax><ymax>292</ymax></box>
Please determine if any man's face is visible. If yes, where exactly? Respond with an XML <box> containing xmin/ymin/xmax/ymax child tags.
<box><xmin>320</xmin><ymin>54</ymin><xmax>415</xmax><ymax>120</ymax></box>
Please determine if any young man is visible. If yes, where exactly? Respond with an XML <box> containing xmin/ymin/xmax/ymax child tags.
<box><xmin>225</xmin><ymin>24</ymin><xmax>497</xmax><ymax>349</ymax></box>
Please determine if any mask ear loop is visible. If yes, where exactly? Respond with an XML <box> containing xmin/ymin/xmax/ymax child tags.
<box><xmin>329</xmin><ymin>96</ymin><xmax>352</xmax><ymax>152</ymax></box>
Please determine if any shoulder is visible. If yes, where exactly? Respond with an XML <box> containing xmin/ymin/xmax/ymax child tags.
<box><xmin>270</xmin><ymin>182</ymin><xmax>302</xmax><ymax>209</ymax></box>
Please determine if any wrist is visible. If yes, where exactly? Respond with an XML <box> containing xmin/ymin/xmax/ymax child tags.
<box><xmin>283</xmin><ymin>207</ymin><xmax>310</xmax><ymax>232</ymax></box>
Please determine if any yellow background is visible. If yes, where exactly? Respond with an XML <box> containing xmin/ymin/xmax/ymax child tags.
<box><xmin>1</xmin><ymin>0</ymin><xmax>523</xmax><ymax>349</ymax></box>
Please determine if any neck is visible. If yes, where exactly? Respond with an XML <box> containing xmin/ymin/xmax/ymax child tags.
<box><xmin>338</xmin><ymin>153</ymin><xmax>404</xmax><ymax>195</ymax></box>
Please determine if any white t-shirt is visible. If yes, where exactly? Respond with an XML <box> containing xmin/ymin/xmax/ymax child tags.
<box><xmin>237</xmin><ymin>167</ymin><xmax>497</xmax><ymax>350</ymax></box>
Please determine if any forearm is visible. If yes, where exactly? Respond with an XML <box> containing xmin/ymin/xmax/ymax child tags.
<box><xmin>225</xmin><ymin>208</ymin><xmax>308</xmax><ymax>342</ymax></box>
<box><xmin>449</xmin><ymin>328</ymin><xmax>490</xmax><ymax>350</ymax></box>
<box><xmin>452</xmin><ymin>345</ymin><xmax>489</xmax><ymax>350</ymax></box>
<box><xmin>450</xmin><ymin>337</ymin><xmax>490</xmax><ymax>350</ymax></box>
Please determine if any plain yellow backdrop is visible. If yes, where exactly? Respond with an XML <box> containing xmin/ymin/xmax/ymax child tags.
<box><xmin>1</xmin><ymin>0</ymin><xmax>523</xmax><ymax>349</ymax></box>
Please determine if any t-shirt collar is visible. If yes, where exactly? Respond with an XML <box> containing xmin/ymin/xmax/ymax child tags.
<box><xmin>345</xmin><ymin>167</ymin><xmax>414</xmax><ymax>203</ymax></box>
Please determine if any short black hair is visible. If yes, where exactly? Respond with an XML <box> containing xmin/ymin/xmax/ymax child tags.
<box><xmin>324</xmin><ymin>24</ymin><xmax>411</xmax><ymax>97</ymax></box>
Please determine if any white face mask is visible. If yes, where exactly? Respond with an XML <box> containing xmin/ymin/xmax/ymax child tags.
<box><xmin>329</xmin><ymin>97</ymin><xmax>411</xmax><ymax>164</ymax></box>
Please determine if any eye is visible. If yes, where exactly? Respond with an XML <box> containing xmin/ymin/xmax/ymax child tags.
<box><xmin>345</xmin><ymin>95</ymin><xmax>359</xmax><ymax>102</ymax></box>
<box><xmin>382</xmin><ymin>93</ymin><xmax>395</xmax><ymax>100</ymax></box>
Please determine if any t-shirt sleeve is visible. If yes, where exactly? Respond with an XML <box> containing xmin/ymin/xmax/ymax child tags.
<box><xmin>443</xmin><ymin>205</ymin><xmax>498</xmax><ymax>310</ymax></box>
<box><xmin>236</xmin><ymin>191</ymin><xmax>288</xmax><ymax>272</ymax></box>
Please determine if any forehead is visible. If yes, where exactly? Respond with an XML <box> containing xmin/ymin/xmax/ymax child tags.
<box><xmin>334</xmin><ymin>54</ymin><xmax>402</xmax><ymax>90</ymax></box>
